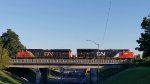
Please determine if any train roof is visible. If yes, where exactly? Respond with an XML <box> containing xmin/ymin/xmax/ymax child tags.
<box><xmin>24</xmin><ymin>49</ymin><xmax>71</xmax><ymax>50</ymax></box>
<box><xmin>77</xmin><ymin>49</ymin><xmax>98</xmax><ymax>50</ymax></box>
<box><xmin>50</xmin><ymin>49</ymin><xmax>71</xmax><ymax>51</ymax></box>
<box><xmin>23</xmin><ymin>49</ymin><xmax>43</xmax><ymax>50</ymax></box>
<box><xmin>77</xmin><ymin>49</ymin><xmax>130</xmax><ymax>51</ymax></box>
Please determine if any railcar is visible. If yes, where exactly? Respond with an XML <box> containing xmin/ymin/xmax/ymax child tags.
<box><xmin>77</xmin><ymin>49</ymin><xmax>134</xmax><ymax>59</ymax></box>
<box><xmin>16</xmin><ymin>49</ymin><xmax>72</xmax><ymax>59</ymax></box>
<box><xmin>77</xmin><ymin>49</ymin><xmax>97</xmax><ymax>59</ymax></box>
<box><xmin>49</xmin><ymin>49</ymin><xmax>72</xmax><ymax>59</ymax></box>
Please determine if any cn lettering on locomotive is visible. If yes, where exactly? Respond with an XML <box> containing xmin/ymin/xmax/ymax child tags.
<box><xmin>44</xmin><ymin>52</ymin><xmax>53</xmax><ymax>57</ymax></box>
<box><xmin>97</xmin><ymin>52</ymin><xmax>105</xmax><ymax>56</ymax></box>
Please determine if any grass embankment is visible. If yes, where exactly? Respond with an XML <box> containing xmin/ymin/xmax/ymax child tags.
<box><xmin>48</xmin><ymin>69</ymin><xmax>61</xmax><ymax>79</ymax></box>
<box><xmin>98</xmin><ymin>68</ymin><xmax>123</xmax><ymax>79</ymax></box>
<box><xmin>6</xmin><ymin>68</ymin><xmax>36</xmax><ymax>83</ymax></box>
<box><xmin>0</xmin><ymin>70</ymin><xmax>26</xmax><ymax>84</ymax></box>
<box><xmin>104</xmin><ymin>67</ymin><xmax>150</xmax><ymax>84</ymax></box>
<box><xmin>50</xmin><ymin>69</ymin><xmax>60</xmax><ymax>74</ymax></box>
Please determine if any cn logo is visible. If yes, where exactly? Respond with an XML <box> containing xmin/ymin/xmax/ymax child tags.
<box><xmin>44</xmin><ymin>52</ymin><xmax>53</xmax><ymax>56</ymax></box>
<box><xmin>97</xmin><ymin>52</ymin><xmax>105</xmax><ymax>56</ymax></box>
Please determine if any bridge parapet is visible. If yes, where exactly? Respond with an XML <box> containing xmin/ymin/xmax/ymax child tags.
<box><xmin>10</xmin><ymin>59</ymin><xmax>127</xmax><ymax>65</ymax></box>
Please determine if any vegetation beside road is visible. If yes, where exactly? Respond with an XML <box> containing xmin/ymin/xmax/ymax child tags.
<box><xmin>0</xmin><ymin>70</ymin><xmax>26</xmax><ymax>84</ymax></box>
<box><xmin>0</xmin><ymin>29</ymin><xmax>25</xmax><ymax>70</ymax></box>
<box><xmin>6</xmin><ymin>68</ymin><xmax>36</xmax><ymax>83</ymax></box>
<box><xmin>104</xmin><ymin>67</ymin><xmax>150</xmax><ymax>84</ymax></box>
<box><xmin>134</xmin><ymin>57</ymin><xmax>150</xmax><ymax>67</ymax></box>
<box><xmin>98</xmin><ymin>68</ymin><xmax>124</xmax><ymax>79</ymax></box>
<box><xmin>0</xmin><ymin>29</ymin><xmax>27</xmax><ymax>83</ymax></box>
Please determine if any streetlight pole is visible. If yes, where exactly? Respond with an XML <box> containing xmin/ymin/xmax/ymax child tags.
<box><xmin>86</xmin><ymin>40</ymin><xmax>100</xmax><ymax>57</ymax></box>
<box><xmin>86</xmin><ymin>40</ymin><xmax>100</xmax><ymax>83</ymax></box>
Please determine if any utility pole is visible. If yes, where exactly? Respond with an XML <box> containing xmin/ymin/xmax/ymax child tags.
<box><xmin>86</xmin><ymin>40</ymin><xmax>100</xmax><ymax>84</ymax></box>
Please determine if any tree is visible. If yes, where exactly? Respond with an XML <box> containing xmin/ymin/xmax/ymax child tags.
<box><xmin>0</xmin><ymin>48</ymin><xmax>10</xmax><ymax>69</ymax></box>
<box><xmin>0</xmin><ymin>37</ymin><xmax>3</xmax><ymax>48</ymax></box>
<box><xmin>1</xmin><ymin>29</ymin><xmax>25</xmax><ymax>58</ymax></box>
<box><xmin>0</xmin><ymin>38</ymin><xmax>10</xmax><ymax>69</ymax></box>
<box><xmin>136</xmin><ymin>16</ymin><xmax>150</xmax><ymax>57</ymax></box>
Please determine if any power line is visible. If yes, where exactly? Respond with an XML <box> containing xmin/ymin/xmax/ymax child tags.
<box><xmin>101</xmin><ymin>0</ymin><xmax>112</xmax><ymax>48</ymax></box>
<box><xmin>148</xmin><ymin>12</ymin><xmax>150</xmax><ymax>18</ymax></box>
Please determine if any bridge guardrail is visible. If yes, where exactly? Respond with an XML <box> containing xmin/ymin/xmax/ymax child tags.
<box><xmin>10</xmin><ymin>59</ymin><xmax>128</xmax><ymax>65</ymax></box>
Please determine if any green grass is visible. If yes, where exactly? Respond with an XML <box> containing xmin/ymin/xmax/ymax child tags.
<box><xmin>104</xmin><ymin>67</ymin><xmax>150</xmax><ymax>84</ymax></box>
<box><xmin>99</xmin><ymin>68</ymin><xmax>123</xmax><ymax>79</ymax></box>
<box><xmin>0</xmin><ymin>80</ymin><xmax>5</xmax><ymax>84</ymax></box>
<box><xmin>0</xmin><ymin>70</ymin><xmax>26</xmax><ymax>84</ymax></box>
<box><xmin>48</xmin><ymin>74</ymin><xmax>55</xmax><ymax>79</ymax></box>
<box><xmin>50</xmin><ymin>69</ymin><xmax>61</xmax><ymax>75</ymax></box>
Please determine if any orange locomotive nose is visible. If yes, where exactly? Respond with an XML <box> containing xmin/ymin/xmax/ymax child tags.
<box><xmin>118</xmin><ymin>51</ymin><xmax>134</xmax><ymax>59</ymax></box>
<box><xmin>17</xmin><ymin>51</ymin><xmax>24</xmax><ymax>58</ymax></box>
<box><xmin>16</xmin><ymin>50</ymin><xmax>34</xmax><ymax>58</ymax></box>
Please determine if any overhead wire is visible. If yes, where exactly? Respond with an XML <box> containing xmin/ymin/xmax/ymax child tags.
<box><xmin>101</xmin><ymin>0</ymin><xmax>112</xmax><ymax>48</ymax></box>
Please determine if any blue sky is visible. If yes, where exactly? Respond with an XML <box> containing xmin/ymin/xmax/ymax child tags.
<box><xmin>0</xmin><ymin>0</ymin><xmax>149</xmax><ymax>54</ymax></box>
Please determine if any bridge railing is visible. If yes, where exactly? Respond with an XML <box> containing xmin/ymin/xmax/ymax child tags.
<box><xmin>10</xmin><ymin>59</ymin><xmax>128</xmax><ymax>65</ymax></box>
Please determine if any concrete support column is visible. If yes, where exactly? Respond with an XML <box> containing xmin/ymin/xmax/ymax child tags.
<box><xmin>35</xmin><ymin>68</ymin><xmax>41</xmax><ymax>84</ymax></box>
<box><xmin>40</xmin><ymin>68</ymin><xmax>48</xmax><ymax>84</ymax></box>
<box><xmin>90</xmin><ymin>68</ymin><xmax>97</xmax><ymax>84</ymax></box>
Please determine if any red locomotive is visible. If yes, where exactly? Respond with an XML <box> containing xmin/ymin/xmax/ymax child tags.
<box><xmin>16</xmin><ymin>49</ymin><xmax>72</xmax><ymax>59</ymax></box>
<box><xmin>114</xmin><ymin>51</ymin><xmax>134</xmax><ymax>59</ymax></box>
<box><xmin>77</xmin><ymin>49</ymin><xmax>134</xmax><ymax>59</ymax></box>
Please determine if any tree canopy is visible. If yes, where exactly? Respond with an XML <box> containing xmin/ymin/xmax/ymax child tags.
<box><xmin>0</xmin><ymin>29</ymin><xmax>25</xmax><ymax>69</ymax></box>
<box><xmin>136</xmin><ymin>16</ymin><xmax>150</xmax><ymax>57</ymax></box>
<box><xmin>1</xmin><ymin>29</ymin><xmax>25</xmax><ymax>58</ymax></box>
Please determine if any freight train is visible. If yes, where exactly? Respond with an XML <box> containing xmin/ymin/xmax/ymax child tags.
<box><xmin>16</xmin><ymin>49</ymin><xmax>134</xmax><ymax>59</ymax></box>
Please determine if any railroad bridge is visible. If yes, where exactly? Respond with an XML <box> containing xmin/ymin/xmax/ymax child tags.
<box><xmin>9</xmin><ymin>59</ymin><xmax>131</xmax><ymax>84</ymax></box>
